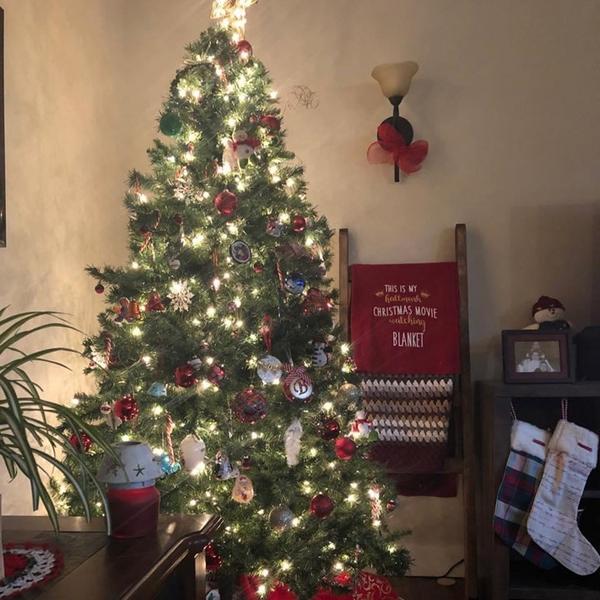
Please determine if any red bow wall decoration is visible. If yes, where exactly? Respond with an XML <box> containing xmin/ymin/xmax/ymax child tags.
<box><xmin>367</xmin><ymin>122</ymin><xmax>428</xmax><ymax>176</ymax></box>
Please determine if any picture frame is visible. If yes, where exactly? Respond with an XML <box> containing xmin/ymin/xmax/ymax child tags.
<box><xmin>502</xmin><ymin>330</ymin><xmax>574</xmax><ymax>384</ymax></box>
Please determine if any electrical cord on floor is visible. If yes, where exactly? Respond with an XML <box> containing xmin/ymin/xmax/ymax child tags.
<box><xmin>435</xmin><ymin>558</ymin><xmax>464</xmax><ymax>586</ymax></box>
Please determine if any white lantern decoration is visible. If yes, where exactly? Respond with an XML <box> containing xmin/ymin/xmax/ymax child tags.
<box><xmin>179</xmin><ymin>434</ymin><xmax>206</xmax><ymax>473</ymax></box>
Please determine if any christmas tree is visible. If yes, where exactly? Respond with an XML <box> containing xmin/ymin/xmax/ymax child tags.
<box><xmin>60</xmin><ymin>5</ymin><xmax>409</xmax><ymax>597</ymax></box>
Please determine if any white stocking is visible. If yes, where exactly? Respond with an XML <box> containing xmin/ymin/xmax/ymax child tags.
<box><xmin>527</xmin><ymin>419</ymin><xmax>600</xmax><ymax>575</ymax></box>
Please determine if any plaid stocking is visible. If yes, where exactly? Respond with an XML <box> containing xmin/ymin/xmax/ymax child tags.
<box><xmin>494</xmin><ymin>420</ymin><xmax>557</xmax><ymax>569</ymax></box>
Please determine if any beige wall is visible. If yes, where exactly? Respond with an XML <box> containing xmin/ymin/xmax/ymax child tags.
<box><xmin>0</xmin><ymin>0</ymin><xmax>129</xmax><ymax>514</ymax></box>
<box><xmin>2</xmin><ymin>0</ymin><xmax>600</xmax><ymax>577</ymax></box>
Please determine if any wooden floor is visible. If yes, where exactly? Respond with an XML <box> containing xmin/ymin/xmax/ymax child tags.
<box><xmin>391</xmin><ymin>577</ymin><xmax>465</xmax><ymax>600</ymax></box>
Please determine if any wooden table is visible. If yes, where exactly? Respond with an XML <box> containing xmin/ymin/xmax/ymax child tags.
<box><xmin>2</xmin><ymin>514</ymin><xmax>222</xmax><ymax>600</ymax></box>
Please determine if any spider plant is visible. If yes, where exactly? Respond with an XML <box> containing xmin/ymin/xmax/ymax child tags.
<box><xmin>0</xmin><ymin>307</ymin><xmax>113</xmax><ymax>532</ymax></box>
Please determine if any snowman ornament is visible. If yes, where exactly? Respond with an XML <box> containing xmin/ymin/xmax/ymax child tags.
<box><xmin>222</xmin><ymin>130</ymin><xmax>260</xmax><ymax>172</ymax></box>
<box><xmin>350</xmin><ymin>410</ymin><xmax>372</xmax><ymax>439</ymax></box>
<box><xmin>310</xmin><ymin>339</ymin><xmax>332</xmax><ymax>368</ymax></box>
<box><xmin>524</xmin><ymin>296</ymin><xmax>571</xmax><ymax>330</ymax></box>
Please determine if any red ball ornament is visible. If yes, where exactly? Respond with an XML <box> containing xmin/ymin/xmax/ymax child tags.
<box><xmin>214</xmin><ymin>190</ymin><xmax>238</xmax><ymax>216</ymax></box>
<box><xmin>174</xmin><ymin>364</ymin><xmax>198</xmax><ymax>388</ymax></box>
<box><xmin>205</xmin><ymin>542</ymin><xmax>223</xmax><ymax>572</ymax></box>
<box><xmin>260</xmin><ymin>115</ymin><xmax>281</xmax><ymax>132</ymax></box>
<box><xmin>241</xmin><ymin>455</ymin><xmax>253</xmax><ymax>470</ymax></box>
<box><xmin>310</xmin><ymin>493</ymin><xmax>334</xmax><ymax>518</ymax></box>
<box><xmin>207</xmin><ymin>364</ymin><xmax>225</xmax><ymax>386</ymax></box>
<box><xmin>114</xmin><ymin>394</ymin><xmax>139</xmax><ymax>422</ymax></box>
<box><xmin>253</xmin><ymin>262</ymin><xmax>264</xmax><ymax>273</ymax></box>
<box><xmin>232</xmin><ymin>388</ymin><xmax>268</xmax><ymax>423</ymax></box>
<box><xmin>236</xmin><ymin>40</ymin><xmax>253</xmax><ymax>61</ymax></box>
<box><xmin>173</xmin><ymin>213</ymin><xmax>183</xmax><ymax>226</ymax></box>
<box><xmin>292</xmin><ymin>215</ymin><xmax>306</xmax><ymax>233</ymax></box>
<box><xmin>335</xmin><ymin>436</ymin><xmax>357</xmax><ymax>461</ymax></box>
<box><xmin>94</xmin><ymin>282</ymin><xmax>105</xmax><ymax>294</ymax></box>
<box><xmin>319</xmin><ymin>418</ymin><xmax>341</xmax><ymax>441</ymax></box>
<box><xmin>68</xmin><ymin>432</ymin><xmax>92</xmax><ymax>453</ymax></box>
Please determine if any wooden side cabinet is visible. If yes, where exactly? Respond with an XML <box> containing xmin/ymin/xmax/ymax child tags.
<box><xmin>2</xmin><ymin>514</ymin><xmax>222</xmax><ymax>600</ymax></box>
<box><xmin>476</xmin><ymin>381</ymin><xmax>600</xmax><ymax>600</ymax></box>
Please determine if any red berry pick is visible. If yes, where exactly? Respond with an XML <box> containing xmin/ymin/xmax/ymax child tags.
<box><xmin>69</xmin><ymin>432</ymin><xmax>92</xmax><ymax>453</ymax></box>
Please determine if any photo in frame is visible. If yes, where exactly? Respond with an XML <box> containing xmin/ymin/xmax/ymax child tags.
<box><xmin>502</xmin><ymin>330</ymin><xmax>574</xmax><ymax>383</ymax></box>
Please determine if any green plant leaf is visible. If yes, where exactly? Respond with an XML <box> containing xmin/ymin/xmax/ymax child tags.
<box><xmin>0</xmin><ymin>308</ymin><xmax>111</xmax><ymax>532</ymax></box>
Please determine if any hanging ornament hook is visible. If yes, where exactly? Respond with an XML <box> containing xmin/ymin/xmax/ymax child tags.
<box><xmin>561</xmin><ymin>397</ymin><xmax>569</xmax><ymax>420</ymax></box>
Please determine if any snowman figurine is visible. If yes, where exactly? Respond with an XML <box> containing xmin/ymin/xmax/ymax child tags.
<box><xmin>222</xmin><ymin>130</ymin><xmax>260</xmax><ymax>172</ymax></box>
<box><xmin>310</xmin><ymin>339</ymin><xmax>332</xmax><ymax>367</ymax></box>
<box><xmin>524</xmin><ymin>296</ymin><xmax>571</xmax><ymax>330</ymax></box>
<box><xmin>350</xmin><ymin>410</ymin><xmax>372</xmax><ymax>439</ymax></box>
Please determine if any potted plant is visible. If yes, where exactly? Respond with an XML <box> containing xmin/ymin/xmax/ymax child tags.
<box><xmin>0</xmin><ymin>307</ymin><xmax>114</xmax><ymax>539</ymax></box>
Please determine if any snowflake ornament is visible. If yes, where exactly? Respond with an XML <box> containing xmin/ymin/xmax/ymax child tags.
<box><xmin>168</xmin><ymin>280</ymin><xmax>194</xmax><ymax>312</ymax></box>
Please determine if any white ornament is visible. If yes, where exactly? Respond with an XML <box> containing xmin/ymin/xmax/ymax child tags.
<box><xmin>168</xmin><ymin>280</ymin><xmax>194</xmax><ymax>312</ymax></box>
<box><xmin>188</xmin><ymin>357</ymin><xmax>203</xmax><ymax>370</ymax></box>
<box><xmin>284</xmin><ymin>418</ymin><xmax>303</xmax><ymax>467</ymax></box>
<box><xmin>90</xmin><ymin>349</ymin><xmax>108</xmax><ymax>370</ymax></box>
<box><xmin>351</xmin><ymin>410</ymin><xmax>371</xmax><ymax>439</ymax></box>
<box><xmin>221</xmin><ymin>131</ymin><xmax>258</xmax><ymax>173</ymax></box>
<box><xmin>173</xmin><ymin>181</ymin><xmax>191</xmax><ymax>201</ymax></box>
<box><xmin>179</xmin><ymin>434</ymin><xmax>206</xmax><ymax>473</ymax></box>
<box><xmin>257</xmin><ymin>355</ymin><xmax>283</xmax><ymax>384</ymax></box>
<box><xmin>222</xmin><ymin>141</ymin><xmax>237</xmax><ymax>173</ymax></box>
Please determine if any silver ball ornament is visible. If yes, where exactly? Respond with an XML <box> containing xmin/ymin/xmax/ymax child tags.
<box><xmin>269</xmin><ymin>505</ymin><xmax>295</xmax><ymax>531</ymax></box>
<box><xmin>338</xmin><ymin>383</ymin><xmax>361</xmax><ymax>403</ymax></box>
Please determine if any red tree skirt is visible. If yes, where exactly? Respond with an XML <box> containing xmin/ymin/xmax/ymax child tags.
<box><xmin>1</xmin><ymin>543</ymin><xmax>63</xmax><ymax>599</ymax></box>
<box><xmin>238</xmin><ymin>572</ymin><xmax>398</xmax><ymax>600</ymax></box>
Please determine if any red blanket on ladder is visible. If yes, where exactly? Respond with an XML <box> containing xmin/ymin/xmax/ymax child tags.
<box><xmin>350</xmin><ymin>262</ymin><xmax>460</xmax><ymax>374</ymax></box>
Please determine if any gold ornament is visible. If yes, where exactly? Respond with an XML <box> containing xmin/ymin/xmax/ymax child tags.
<box><xmin>211</xmin><ymin>0</ymin><xmax>258</xmax><ymax>38</ymax></box>
<box><xmin>231</xmin><ymin>474</ymin><xmax>254</xmax><ymax>503</ymax></box>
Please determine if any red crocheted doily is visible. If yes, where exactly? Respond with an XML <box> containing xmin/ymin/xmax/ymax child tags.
<box><xmin>0</xmin><ymin>543</ymin><xmax>63</xmax><ymax>599</ymax></box>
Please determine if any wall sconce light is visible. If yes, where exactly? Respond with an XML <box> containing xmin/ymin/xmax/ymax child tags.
<box><xmin>367</xmin><ymin>61</ymin><xmax>428</xmax><ymax>182</ymax></box>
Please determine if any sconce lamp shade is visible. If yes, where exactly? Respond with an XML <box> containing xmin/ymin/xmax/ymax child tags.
<box><xmin>371</xmin><ymin>61</ymin><xmax>419</xmax><ymax>99</ymax></box>
<box><xmin>97</xmin><ymin>441</ymin><xmax>163</xmax><ymax>486</ymax></box>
